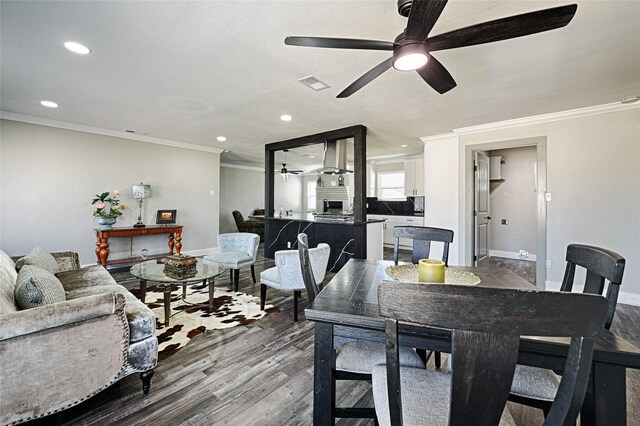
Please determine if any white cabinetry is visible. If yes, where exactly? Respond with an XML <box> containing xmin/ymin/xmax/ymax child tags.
<box><xmin>490</xmin><ymin>156</ymin><xmax>505</xmax><ymax>181</ymax></box>
<box><xmin>369</xmin><ymin>215</ymin><xmax>424</xmax><ymax>248</ymax></box>
<box><xmin>404</xmin><ymin>157</ymin><xmax>424</xmax><ymax>196</ymax></box>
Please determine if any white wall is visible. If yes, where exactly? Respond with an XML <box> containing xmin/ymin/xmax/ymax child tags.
<box><xmin>488</xmin><ymin>146</ymin><xmax>537</xmax><ymax>259</ymax></box>
<box><xmin>219</xmin><ymin>165</ymin><xmax>265</xmax><ymax>234</ymax></box>
<box><xmin>0</xmin><ymin>119</ymin><xmax>220</xmax><ymax>263</ymax></box>
<box><xmin>422</xmin><ymin>107</ymin><xmax>640</xmax><ymax>304</ymax></box>
<box><xmin>423</xmin><ymin>134</ymin><xmax>460</xmax><ymax>265</ymax></box>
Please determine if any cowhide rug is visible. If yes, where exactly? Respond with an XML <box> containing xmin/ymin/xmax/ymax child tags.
<box><xmin>133</xmin><ymin>282</ymin><xmax>278</xmax><ymax>361</ymax></box>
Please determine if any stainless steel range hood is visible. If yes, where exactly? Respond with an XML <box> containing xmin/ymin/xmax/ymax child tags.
<box><xmin>315</xmin><ymin>139</ymin><xmax>353</xmax><ymax>174</ymax></box>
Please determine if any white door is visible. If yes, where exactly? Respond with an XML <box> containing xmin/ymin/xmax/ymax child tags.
<box><xmin>474</xmin><ymin>152</ymin><xmax>490</xmax><ymax>266</ymax></box>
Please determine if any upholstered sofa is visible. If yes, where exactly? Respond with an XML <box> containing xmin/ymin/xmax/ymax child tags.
<box><xmin>0</xmin><ymin>249</ymin><xmax>158</xmax><ymax>425</ymax></box>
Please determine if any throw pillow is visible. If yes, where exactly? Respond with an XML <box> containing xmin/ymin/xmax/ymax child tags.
<box><xmin>15</xmin><ymin>247</ymin><xmax>58</xmax><ymax>274</ymax></box>
<box><xmin>15</xmin><ymin>265</ymin><xmax>65</xmax><ymax>309</ymax></box>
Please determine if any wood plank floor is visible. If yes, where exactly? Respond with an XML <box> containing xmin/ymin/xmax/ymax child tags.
<box><xmin>26</xmin><ymin>249</ymin><xmax>640</xmax><ymax>425</ymax></box>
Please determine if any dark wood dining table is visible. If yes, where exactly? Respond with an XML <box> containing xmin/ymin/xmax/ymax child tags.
<box><xmin>305</xmin><ymin>259</ymin><xmax>640</xmax><ymax>426</ymax></box>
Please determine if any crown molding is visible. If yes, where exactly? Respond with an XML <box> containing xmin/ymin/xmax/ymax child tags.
<box><xmin>0</xmin><ymin>111</ymin><xmax>224</xmax><ymax>154</ymax></box>
<box><xmin>452</xmin><ymin>101</ymin><xmax>640</xmax><ymax>135</ymax></box>
<box><xmin>420</xmin><ymin>133</ymin><xmax>458</xmax><ymax>143</ymax></box>
<box><xmin>220</xmin><ymin>163</ymin><xmax>265</xmax><ymax>172</ymax></box>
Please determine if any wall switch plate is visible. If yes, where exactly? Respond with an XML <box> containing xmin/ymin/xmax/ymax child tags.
<box><xmin>546</xmin><ymin>260</ymin><xmax>552</xmax><ymax>269</ymax></box>
<box><xmin>209</xmin><ymin>189</ymin><xmax>215</xmax><ymax>196</ymax></box>
<box><xmin>545</xmin><ymin>192</ymin><xmax>552</xmax><ymax>202</ymax></box>
<box><xmin>503</xmin><ymin>191</ymin><xmax>508</xmax><ymax>197</ymax></box>
<box><xmin>501</xmin><ymin>219</ymin><xmax>508</xmax><ymax>225</ymax></box>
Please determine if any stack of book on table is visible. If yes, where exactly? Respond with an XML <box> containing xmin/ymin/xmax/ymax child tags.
<box><xmin>163</xmin><ymin>254</ymin><xmax>197</xmax><ymax>280</ymax></box>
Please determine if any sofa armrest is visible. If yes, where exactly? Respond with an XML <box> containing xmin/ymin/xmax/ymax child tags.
<box><xmin>0</xmin><ymin>292</ymin><xmax>124</xmax><ymax>341</ymax></box>
<box><xmin>52</xmin><ymin>251</ymin><xmax>80</xmax><ymax>272</ymax></box>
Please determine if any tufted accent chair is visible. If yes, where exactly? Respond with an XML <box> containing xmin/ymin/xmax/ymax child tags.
<box><xmin>259</xmin><ymin>241</ymin><xmax>330</xmax><ymax>321</ymax></box>
<box><xmin>204</xmin><ymin>233</ymin><xmax>260</xmax><ymax>292</ymax></box>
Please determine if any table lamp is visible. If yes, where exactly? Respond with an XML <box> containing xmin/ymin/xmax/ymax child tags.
<box><xmin>132</xmin><ymin>183</ymin><xmax>151</xmax><ymax>228</ymax></box>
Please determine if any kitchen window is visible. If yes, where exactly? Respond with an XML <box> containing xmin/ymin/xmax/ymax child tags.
<box><xmin>377</xmin><ymin>171</ymin><xmax>405</xmax><ymax>199</ymax></box>
<box><xmin>307</xmin><ymin>181</ymin><xmax>316</xmax><ymax>211</ymax></box>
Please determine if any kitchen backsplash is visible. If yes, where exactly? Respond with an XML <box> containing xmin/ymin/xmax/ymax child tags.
<box><xmin>366</xmin><ymin>196</ymin><xmax>424</xmax><ymax>216</ymax></box>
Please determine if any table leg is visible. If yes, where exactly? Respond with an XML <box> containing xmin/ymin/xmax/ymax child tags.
<box><xmin>581</xmin><ymin>362</ymin><xmax>627</xmax><ymax>426</ymax></box>
<box><xmin>96</xmin><ymin>237</ymin><xmax>109</xmax><ymax>268</ymax></box>
<box><xmin>313</xmin><ymin>322</ymin><xmax>335</xmax><ymax>426</ymax></box>
<box><xmin>168</xmin><ymin>234</ymin><xmax>175</xmax><ymax>255</ymax></box>
<box><xmin>163</xmin><ymin>285</ymin><xmax>172</xmax><ymax>327</ymax></box>
<box><xmin>208</xmin><ymin>278</ymin><xmax>215</xmax><ymax>311</ymax></box>
<box><xmin>175</xmin><ymin>231</ymin><xmax>182</xmax><ymax>254</ymax></box>
<box><xmin>140</xmin><ymin>279</ymin><xmax>147</xmax><ymax>303</ymax></box>
<box><xmin>182</xmin><ymin>285</ymin><xmax>187</xmax><ymax>300</ymax></box>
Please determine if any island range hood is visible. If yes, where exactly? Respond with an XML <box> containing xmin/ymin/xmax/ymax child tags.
<box><xmin>315</xmin><ymin>139</ymin><xmax>353</xmax><ymax>174</ymax></box>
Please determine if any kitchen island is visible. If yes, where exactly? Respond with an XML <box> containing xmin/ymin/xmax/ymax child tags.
<box><xmin>264</xmin><ymin>214</ymin><xmax>384</xmax><ymax>272</ymax></box>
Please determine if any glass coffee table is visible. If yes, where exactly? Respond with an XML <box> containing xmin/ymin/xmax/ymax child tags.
<box><xmin>130</xmin><ymin>259</ymin><xmax>225</xmax><ymax>326</ymax></box>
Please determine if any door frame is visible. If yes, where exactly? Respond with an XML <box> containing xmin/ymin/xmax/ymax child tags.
<box><xmin>474</xmin><ymin>151</ymin><xmax>490</xmax><ymax>266</ymax></box>
<box><xmin>464</xmin><ymin>137</ymin><xmax>547</xmax><ymax>289</ymax></box>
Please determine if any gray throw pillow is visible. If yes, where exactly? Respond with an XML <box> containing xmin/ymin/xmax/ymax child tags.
<box><xmin>15</xmin><ymin>247</ymin><xmax>58</xmax><ymax>274</ymax></box>
<box><xmin>15</xmin><ymin>265</ymin><xmax>66</xmax><ymax>309</ymax></box>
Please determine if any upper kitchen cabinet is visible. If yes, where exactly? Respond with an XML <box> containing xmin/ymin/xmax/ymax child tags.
<box><xmin>404</xmin><ymin>157</ymin><xmax>424</xmax><ymax>196</ymax></box>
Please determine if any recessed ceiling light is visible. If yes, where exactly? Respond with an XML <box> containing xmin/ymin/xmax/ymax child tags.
<box><xmin>64</xmin><ymin>41</ymin><xmax>91</xmax><ymax>55</ymax></box>
<box><xmin>280</xmin><ymin>114</ymin><xmax>292</xmax><ymax>122</ymax></box>
<box><xmin>401</xmin><ymin>144</ymin><xmax>409</xmax><ymax>148</ymax></box>
<box><xmin>216</xmin><ymin>136</ymin><xmax>227</xmax><ymax>142</ymax></box>
<box><xmin>40</xmin><ymin>100</ymin><xmax>58</xmax><ymax>108</ymax></box>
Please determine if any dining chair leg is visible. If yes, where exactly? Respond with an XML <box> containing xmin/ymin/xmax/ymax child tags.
<box><xmin>293</xmin><ymin>290</ymin><xmax>301</xmax><ymax>321</ymax></box>
<box><xmin>434</xmin><ymin>351</ymin><xmax>442</xmax><ymax>368</ymax></box>
<box><xmin>229</xmin><ymin>269</ymin><xmax>233</xmax><ymax>283</ymax></box>
<box><xmin>250</xmin><ymin>265</ymin><xmax>256</xmax><ymax>283</ymax></box>
<box><xmin>234</xmin><ymin>269</ymin><xmax>239</xmax><ymax>292</ymax></box>
<box><xmin>260</xmin><ymin>284</ymin><xmax>267</xmax><ymax>310</ymax></box>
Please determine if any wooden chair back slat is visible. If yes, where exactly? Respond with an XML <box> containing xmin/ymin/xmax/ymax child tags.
<box><xmin>559</xmin><ymin>244</ymin><xmax>625</xmax><ymax>330</ymax></box>
<box><xmin>392</xmin><ymin>226</ymin><xmax>454</xmax><ymax>266</ymax></box>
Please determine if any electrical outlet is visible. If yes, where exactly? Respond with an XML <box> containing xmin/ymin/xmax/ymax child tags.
<box><xmin>209</xmin><ymin>189</ymin><xmax>215</xmax><ymax>196</ymax></box>
<box><xmin>501</xmin><ymin>219</ymin><xmax>508</xmax><ymax>225</ymax></box>
<box><xmin>545</xmin><ymin>192</ymin><xmax>552</xmax><ymax>202</ymax></box>
<box><xmin>546</xmin><ymin>260</ymin><xmax>552</xmax><ymax>269</ymax></box>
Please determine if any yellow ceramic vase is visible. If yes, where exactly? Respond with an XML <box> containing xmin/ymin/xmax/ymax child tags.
<box><xmin>418</xmin><ymin>259</ymin><xmax>446</xmax><ymax>283</ymax></box>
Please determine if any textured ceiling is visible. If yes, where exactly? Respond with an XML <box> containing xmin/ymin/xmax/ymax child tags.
<box><xmin>1</xmin><ymin>1</ymin><xmax>639</xmax><ymax>169</ymax></box>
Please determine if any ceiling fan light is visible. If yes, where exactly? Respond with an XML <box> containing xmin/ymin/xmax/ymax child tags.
<box><xmin>393</xmin><ymin>52</ymin><xmax>428</xmax><ymax>71</ymax></box>
<box><xmin>392</xmin><ymin>42</ymin><xmax>429</xmax><ymax>71</ymax></box>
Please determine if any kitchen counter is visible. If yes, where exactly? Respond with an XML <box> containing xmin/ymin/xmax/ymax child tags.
<box><xmin>268</xmin><ymin>213</ymin><xmax>385</xmax><ymax>225</ymax></box>
<box><xmin>264</xmin><ymin>215</ymin><xmax>384</xmax><ymax>271</ymax></box>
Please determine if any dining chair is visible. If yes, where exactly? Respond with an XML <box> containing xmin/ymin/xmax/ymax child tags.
<box><xmin>203</xmin><ymin>232</ymin><xmax>260</xmax><ymax>292</ymax></box>
<box><xmin>297</xmin><ymin>233</ymin><xmax>425</xmax><ymax>421</ymax></box>
<box><xmin>509</xmin><ymin>244</ymin><xmax>626</xmax><ymax>414</ymax></box>
<box><xmin>259</xmin><ymin>239</ymin><xmax>330</xmax><ymax>321</ymax></box>
<box><xmin>372</xmin><ymin>281</ymin><xmax>608</xmax><ymax>426</ymax></box>
<box><xmin>393</xmin><ymin>226</ymin><xmax>454</xmax><ymax>266</ymax></box>
<box><xmin>393</xmin><ymin>225</ymin><xmax>454</xmax><ymax>368</ymax></box>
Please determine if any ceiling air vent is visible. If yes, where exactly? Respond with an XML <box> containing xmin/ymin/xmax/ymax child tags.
<box><xmin>298</xmin><ymin>75</ymin><xmax>331</xmax><ymax>91</ymax></box>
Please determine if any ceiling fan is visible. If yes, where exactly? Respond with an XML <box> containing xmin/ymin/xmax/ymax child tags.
<box><xmin>279</xmin><ymin>149</ymin><xmax>304</xmax><ymax>181</ymax></box>
<box><xmin>285</xmin><ymin>0</ymin><xmax>577</xmax><ymax>98</ymax></box>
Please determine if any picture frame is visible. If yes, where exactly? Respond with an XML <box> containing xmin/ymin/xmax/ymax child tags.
<box><xmin>156</xmin><ymin>209</ymin><xmax>177</xmax><ymax>225</ymax></box>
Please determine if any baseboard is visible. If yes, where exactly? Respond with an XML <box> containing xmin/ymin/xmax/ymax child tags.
<box><xmin>545</xmin><ymin>280</ymin><xmax>640</xmax><ymax>307</ymax></box>
<box><xmin>489</xmin><ymin>250</ymin><xmax>537</xmax><ymax>262</ymax></box>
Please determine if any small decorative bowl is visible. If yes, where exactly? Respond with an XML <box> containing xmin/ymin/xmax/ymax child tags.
<box><xmin>385</xmin><ymin>264</ymin><xmax>481</xmax><ymax>286</ymax></box>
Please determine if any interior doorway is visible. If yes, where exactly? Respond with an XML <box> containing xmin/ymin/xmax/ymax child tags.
<box><xmin>466</xmin><ymin>137</ymin><xmax>547</xmax><ymax>289</ymax></box>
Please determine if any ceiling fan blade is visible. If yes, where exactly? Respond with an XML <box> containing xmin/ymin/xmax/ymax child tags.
<box><xmin>337</xmin><ymin>57</ymin><xmax>393</xmax><ymax>98</ymax></box>
<box><xmin>416</xmin><ymin>55</ymin><xmax>456</xmax><ymax>94</ymax></box>
<box><xmin>285</xmin><ymin>36</ymin><xmax>394</xmax><ymax>51</ymax></box>
<box><xmin>405</xmin><ymin>0</ymin><xmax>448</xmax><ymax>41</ymax></box>
<box><xmin>426</xmin><ymin>4</ymin><xmax>578</xmax><ymax>52</ymax></box>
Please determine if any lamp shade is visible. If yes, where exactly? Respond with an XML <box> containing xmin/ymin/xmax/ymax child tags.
<box><xmin>132</xmin><ymin>183</ymin><xmax>151</xmax><ymax>199</ymax></box>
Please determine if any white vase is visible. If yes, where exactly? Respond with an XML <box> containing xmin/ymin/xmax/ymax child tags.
<box><xmin>96</xmin><ymin>216</ymin><xmax>117</xmax><ymax>230</ymax></box>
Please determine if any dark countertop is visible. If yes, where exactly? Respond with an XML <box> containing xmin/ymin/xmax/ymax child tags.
<box><xmin>265</xmin><ymin>213</ymin><xmax>385</xmax><ymax>225</ymax></box>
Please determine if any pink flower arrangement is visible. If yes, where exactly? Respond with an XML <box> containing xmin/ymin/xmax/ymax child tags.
<box><xmin>91</xmin><ymin>191</ymin><xmax>125</xmax><ymax>217</ymax></box>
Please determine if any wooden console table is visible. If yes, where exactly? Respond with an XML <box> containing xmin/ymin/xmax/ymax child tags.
<box><xmin>95</xmin><ymin>225</ymin><xmax>183</xmax><ymax>267</ymax></box>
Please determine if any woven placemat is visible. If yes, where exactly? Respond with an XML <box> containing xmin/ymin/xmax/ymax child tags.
<box><xmin>385</xmin><ymin>264</ymin><xmax>481</xmax><ymax>286</ymax></box>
